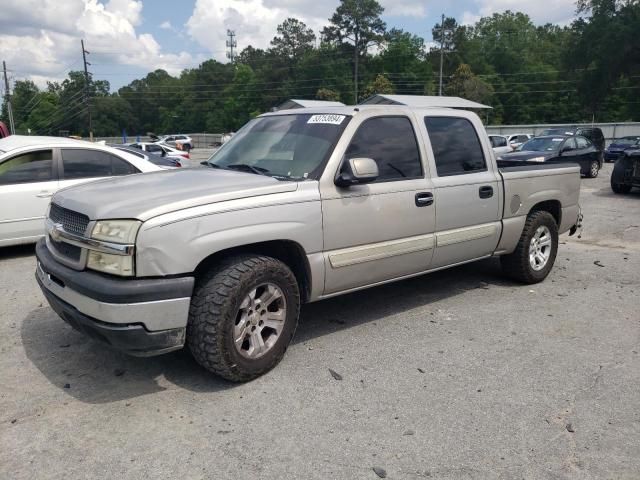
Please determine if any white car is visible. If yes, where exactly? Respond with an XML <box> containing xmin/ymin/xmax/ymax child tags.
<box><xmin>489</xmin><ymin>135</ymin><xmax>513</xmax><ymax>155</ymax></box>
<box><xmin>127</xmin><ymin>142</ymin><xmax>190</xmax><ymax>161</ymax></box>
<box><xmin>506</xmin><ymin>133</ymin><xmax>533</xmax><ymax>150</ymax></box>
<box><xmin>0</xmin><ymin>136</ymin><xmax>161</xmax><ymax>247</ymax></box>
<box><xmin>156</xmin><ymin>134</ymin><xmax>193</xmax><ymax>151</ymax></box>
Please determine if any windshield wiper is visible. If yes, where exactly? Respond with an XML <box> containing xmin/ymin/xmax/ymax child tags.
<box><xmin>226</xmin><ymin>164</ymin><xmax>270</xmax><ymax>176</ymax></box>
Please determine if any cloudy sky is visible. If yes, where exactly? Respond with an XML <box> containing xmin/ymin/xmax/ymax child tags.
<box><xmin>0</xmin><ymin>0</ymin><xmax>579</xmax><ymax>91</ymax></box>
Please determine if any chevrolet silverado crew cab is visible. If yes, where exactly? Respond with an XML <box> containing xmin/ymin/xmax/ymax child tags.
<box><xmin>36</xmin><ymin>101</ymin><xmax>583</xmax><ymax>381</ymax></box>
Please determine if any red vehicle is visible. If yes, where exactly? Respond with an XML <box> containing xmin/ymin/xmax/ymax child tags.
<box><xmin>0</xmin><ymin>121</ymin><xmax>9</xmax><ymax>138</ymax></box>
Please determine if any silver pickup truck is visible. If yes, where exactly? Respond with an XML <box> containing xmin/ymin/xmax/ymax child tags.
<box><xmin>36</xmin><ymin>103</ymin><xmax>582</xmax><ymax>381</ymax></box>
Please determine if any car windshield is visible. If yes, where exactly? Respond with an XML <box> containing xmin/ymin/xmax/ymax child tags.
<box><xmin>541</xmin><ymin>129</ymin><xmax>573</xmax><ymax>136</ymax></box>
<box><xmin>205</xmin><ymin>113</ymin><xmax>350</xmax><ymax>180</ymax></box>
<box><xmin>521</xmin><ymin>137</ymin><xmax>564</xmax><ymax>152</ymax></box>
<box><xmin>615</xmin><ymin>137</ymin><xmax>640</xmax><ymax>145</ymax></box>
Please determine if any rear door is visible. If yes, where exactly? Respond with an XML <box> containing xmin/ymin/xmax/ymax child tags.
<box><xmin>0</xmin><ymin>148</ymin><xmax>58</xmax><ymax>244</ymax></box>
<box><xmin>58</xmin><ymin>148</ymin><xmax>139</xmax><ymax>190</ymax></box>
<box><xmin>421</xmin><ymin>115</ymin><xmax>502</xmax><ymax>269</ymax></box>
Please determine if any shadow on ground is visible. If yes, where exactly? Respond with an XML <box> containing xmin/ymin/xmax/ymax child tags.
<box><xmin>0</xmin><ymin>243</ymin><xmax>36</xmax><ymax>260</ymax></box>
<box><xmin>21</xmin><ymin>257</ymin><xmax>511</xmax><ymax>404</ymax></box>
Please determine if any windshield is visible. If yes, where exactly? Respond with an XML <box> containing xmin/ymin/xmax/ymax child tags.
<box><xmin>541</xmin><ymin>128</ymin><xmax>573</xmax><ymax>136</ymax></box>
<box><xmin>205</xmin><ymin>113</ymin><xmax>350</xmax><ymax>180</ymax></box>
<box><xmin>615</xmin><ymin>137</ymin><xmax>640</xmax><ymax>145</ymax></box>
<box><xmin>521</xmin><ymin>137</ymin><xmax>565</xmax><ymax>152</ymax></box>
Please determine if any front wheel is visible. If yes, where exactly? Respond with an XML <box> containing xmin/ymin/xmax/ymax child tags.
<box><xmin>587</xmin><ymin>160</ymin><xmax>600</xmax><ymax>178</ymax></box>
<box><xmin>187</xmin><ymin>255</ymin><xmax>300</xmax><ymax>382</ymax></box>
<box><xmin>501</xmin><ymin>211</ymin><xmax>559</xmax><ymax>284</ymax></box>
<box><xmin>611</xmin><ymin>181</ymin><xmax>632</xmax><ymax>194</ymax></box>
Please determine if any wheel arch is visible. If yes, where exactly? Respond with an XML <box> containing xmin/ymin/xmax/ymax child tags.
<box><xmin>194</xmin><ymin>240</ymin><xmax>312</xmax><ymax>303</ymax></box>
<box><xmin>529</xmin><ymin>199</ymin><xmax>561</xmax><ymax>227</ymax></box>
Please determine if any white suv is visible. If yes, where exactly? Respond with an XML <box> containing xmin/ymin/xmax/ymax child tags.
<box><xmin>157</xmin><ymin>134</ymin><xmax>193</xmax><ymax>151</ymax></box>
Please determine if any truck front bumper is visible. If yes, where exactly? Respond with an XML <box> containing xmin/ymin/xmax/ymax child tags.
<box><xmin>35</xmin><ymin>239</ymin><xmax>194</xmax><ymax>357</ymax></box>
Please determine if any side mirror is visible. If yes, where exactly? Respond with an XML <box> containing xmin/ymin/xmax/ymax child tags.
<box><xmin>335</xmin><ymin>157</ymin><xmax>379</xmax><ymax>187</ymax></box>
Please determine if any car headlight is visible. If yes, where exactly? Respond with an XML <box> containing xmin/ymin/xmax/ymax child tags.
<box><xmin>91</xmin><ymin>220</ymin><xmax>141</xmax><ymax>244</ymax></box>
<box><xmin>87</xmin><ymin>220</ymin><xmax>141</xmax><ymax>276</ymax></box>
<box><xmin>87</xmin><ymin>251</ymin><xmax>134</xmax><ymax>276</ymax></box>
<box><xmin>528</xmin><ymin>156</ymin><xmax>546</xmax><ymax>162</ymax></box>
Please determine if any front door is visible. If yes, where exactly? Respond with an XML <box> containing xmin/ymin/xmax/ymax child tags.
<box><xmin>0</xmin><ymin>149</ymin><xmax>58</xmax><ymax>244</ymax></box>
<box><xmin>421</xmin><ymin>115</ymin><xmax>502</xmax><ymax>269</ymax></box>
<box><xmin>320</xmin><ymin>115</ymin><xmax>436</xmax><ymax>295</ymax></box>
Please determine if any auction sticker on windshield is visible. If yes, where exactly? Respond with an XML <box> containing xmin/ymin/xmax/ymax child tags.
<box><xmin>307</xmin><ymin>114</ymin><xmax>346</xmax><ymax>125</ymax></box>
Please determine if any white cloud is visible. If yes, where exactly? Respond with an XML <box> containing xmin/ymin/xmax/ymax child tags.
<box><xmin>0</xmin><ymin>0</ymin><xmax>201</xmax><ymax>89</ymax></box>
<box><xmin>381</xmin><ymin>1</ymin><xmax>426</xmax><ymax>18</ymax></box>
<box><xmin>159</xmin><ymin>20</ymin><xmax>172</xmax><ymax>30</ymax></box>
<box><xmin>470</xmin><ymin>0</ymin><xmax>577</xmax><ymax>24</ymax></box>
<box><xmin>186</xmin><ymin>0</ymin><xmax>329</xmax><ymax>61</ymax></box>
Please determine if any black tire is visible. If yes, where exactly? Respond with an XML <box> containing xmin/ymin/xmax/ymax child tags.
<box><xmin>611</xmin><ymin>159</ymin><xmax>632</xmax><ymax>193</ymax></box>
<box><xmin>587</xmin><ymin>159</ymin><xmax>599</xmax><ymax>178</ymax></box>
<box><xmin>501</xmin><ymin>211</ymin><xmax>559</xmax><ymax>284</ymax></box>
<box><xmin>187</xmin><ymin>255</ymin><xmax>300</xmax><ymax>382</ymax></box>
<box><xmin>611</xmin><ymin>181</ymin><xmax>632</xmax><ymax>194</ymax></box>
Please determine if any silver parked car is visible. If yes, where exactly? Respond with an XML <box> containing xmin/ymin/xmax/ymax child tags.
<box><xmin>36</xmin><ymin>102</ymin><xmax>582</xmax><ymax>381</ymax></box>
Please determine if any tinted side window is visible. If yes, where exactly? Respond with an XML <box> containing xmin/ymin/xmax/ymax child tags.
<box><xmin>490</xmin><ymin>136</ymin><xmax>507</xmax><ymax>148</ymax></box>
<box><xmin>62</xmin><ymin>149</ymin><xmax>137</xmax><ymax>179</ymax></box>
<box><xmin>344</xmin><ymin>116</ymin><xmax>422</xmax><ymax>182</ymax></box>
<box><xmin>0</xmin><ymin>150</ymin><xmax>54</xmax><ymax>185</ymax></box>
<box><xmin>424</xmin><ymin>117</ymin><xmax>486</xmax><ymax>176</ymax></box>
<box><xmin>576</xmin><ymin>136</ymin><xmax>589</xmax><ymax>149</ymax></box>
<box><xmin>112</xmin><ymin>156</ymin><xmax>138</xmax><ymax>175</ymax></box>
<box><xmin>564</xmin><ymin>138</ymin><xmax>577</xmax><ymax>150</ymax></box>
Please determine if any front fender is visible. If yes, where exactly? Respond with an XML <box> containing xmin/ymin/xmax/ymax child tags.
<box><xmin>136</xmin><ymin>200</ymin><xmax>322</xmax><ymax>277</ymax></box>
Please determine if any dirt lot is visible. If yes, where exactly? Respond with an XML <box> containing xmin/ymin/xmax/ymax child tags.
<box><xmin>1</xmin><ymin>163</ymin><xmax>639</xmax><ymax>479</ymax></box>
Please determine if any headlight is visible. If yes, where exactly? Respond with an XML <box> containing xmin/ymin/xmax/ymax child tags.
<box><xmin>88</xmin><ymin>219</ymin><xmax>140</xmax><ymax>276</ymax></box>
<box><xmin>91</xmin><ymin>220</ymin><xmax>141</xmax><ymax>244</ymax></box>
<box><xmin>528</xmin><ymin>156</ymin><xmax>546</xmax><ymax>162</ymax></box>
<box><xmin>87</xmin><ymin>251</ymin><xmax>134</xmax><ymax>276</ymax></box>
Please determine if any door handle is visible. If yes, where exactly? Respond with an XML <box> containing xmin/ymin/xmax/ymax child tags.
<box><xmin>415</xmin><ymin>192</ymin><xmax>434</xmax><ymax>207</ymax></box>
<box><xmin>36</xmin><ymin>191</ymin><xmax>53</xmax><ymax>198</ymax></box>
<box><xmin>479</xmin><ymin>186</ymin><xmax>494</xmax><ymax>199</ymax></box>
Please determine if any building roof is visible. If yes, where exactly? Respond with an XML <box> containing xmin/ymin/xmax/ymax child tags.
<box><xmin>276</xmin><ymin>99</ymin><xmax>346</xmax><ymax>110</ymax></box>
<box><xmin>359</xmin><ymin>94</ymin><xmax>492</xmax><ymax>109</ymax></box>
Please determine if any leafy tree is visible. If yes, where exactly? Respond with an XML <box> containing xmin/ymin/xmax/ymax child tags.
<box><xmin>567</xmin><ymin>0</ymin><xmax>640</xmax><ymax>118</ymax></box>
<box><xmin>445</xmin><ymin>64</ymin><xmax>493</xmax><ymax>104</ymax></box>
<box><xmin>322</xmin><ymin>0</ymin><xmax>386</xmax><ymax>102</ymax></box>
<box><xmin>362</xmin><ymin>74</ymin><xmax>395</xmax><ymax>98</ymax></box>
<box><xmin>271</xmin><ymin>18</ymin><xmax>316</xmax><ymax>61</ymax></box>
<box><xmin>316</xmin><ymin>88</ymin><xmax>341</xmax><ymax>101</ymax></box>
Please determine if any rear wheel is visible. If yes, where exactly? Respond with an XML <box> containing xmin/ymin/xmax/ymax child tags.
<box><xmin>187</xmin><ymin>255</ymin><xmax>300</xmax><ymax>382</ymax></box>
<box><xmin>611</xmin><ymin>159</ymin><xmax>632</xmax><ymax>193</ymax></box>
<box><xmin>611</xmin><ymin>181</ymin><xmax>632</xmax><ymax>194</ymax></box>
<box><xmin>587</xmin><ymin>160</ymin><xmax>599</xmax><ymax>178</ymax></box>
<box><xmin>501</xmin><ymin>211</ymin><xmax>559</xmax><ymax>284</ymax></box>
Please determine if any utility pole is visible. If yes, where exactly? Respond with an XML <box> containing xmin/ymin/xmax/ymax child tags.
<box><xmin>81</xmin><ymin>39</ymin><xmax>93</xmax><ymax>141</ymax></box>
<box><xmin>438</xmin><ymin>13</ymin><xmax>445</xmax><ymax>96</ymax></box>
<box><xmin>226</xmin><ymin>30</ymin><xmax>237</xmax><ymax>63</ymax></box>
<box><xmin>2</xmin><ymin>61</ymin><xmax>15</xmax><ymax>134</ymax></box>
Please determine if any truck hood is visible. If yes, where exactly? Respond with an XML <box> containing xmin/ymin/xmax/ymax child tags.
<box><xmin>52</xmin><ymin>168</ymin><xmax>298</xmax><ymax>221</ymax></box>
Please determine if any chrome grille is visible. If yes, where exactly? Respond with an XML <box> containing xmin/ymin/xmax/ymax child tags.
<box><xmin>49</xmin><ymin>238</ymin><xmax>82</xmax><ymax>261</ymax></box>
<box><xmin>49</xmin><ymin>203</ymin><xmax>89</xmax><ymax>236</ymax></box>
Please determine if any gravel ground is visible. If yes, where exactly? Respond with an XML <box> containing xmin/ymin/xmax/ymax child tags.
<box><xmin>1</xmin><ymin>163</ymin><xmax>639</xmax><ymax>479</ymax></box>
